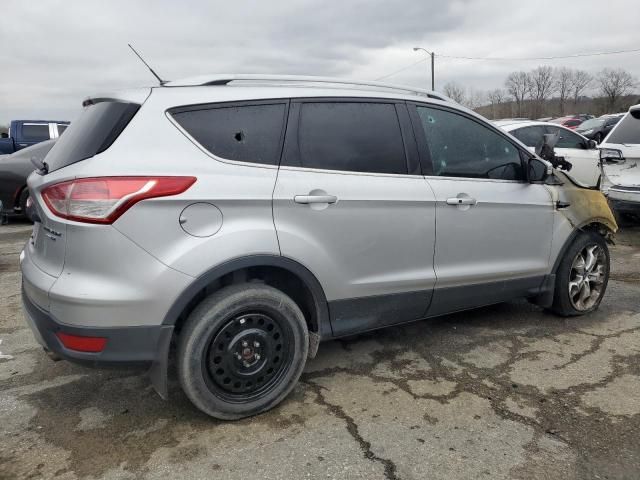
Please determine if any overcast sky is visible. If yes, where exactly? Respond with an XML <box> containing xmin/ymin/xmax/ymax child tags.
<box><xmin>1</xmin><ymin>0</ymin><xmax>639</xmax><ymax>124</ymax></box>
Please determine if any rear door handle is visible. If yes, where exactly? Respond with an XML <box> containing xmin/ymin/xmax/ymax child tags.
<box><xmin>294</xmin><ymin>195</ymin><xmax>338</xmax><ymax>204</ymax></box>
<box><xmin>446</xmin><ymin>197</ymin><xmax>477</xmax><ymax>206</ymax></box>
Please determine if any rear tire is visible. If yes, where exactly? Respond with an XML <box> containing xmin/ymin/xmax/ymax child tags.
<box><xmin>177</xmin><ymin>284</ymin><xmax>308</xmax><ymax>420</ymax></box>
<box><xmin>551</xmin><ymin>231</ymin><xmax>610</xmax><ymax>316</ymax></box>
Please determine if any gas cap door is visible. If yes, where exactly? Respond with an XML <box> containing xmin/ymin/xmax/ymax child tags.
<box><xmin>179</xmin><ymin>203</ymin><xmax>223</xmax><ymax>238</ymax></box>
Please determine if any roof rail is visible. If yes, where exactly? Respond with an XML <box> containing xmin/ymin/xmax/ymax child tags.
<box><xmin>164</xmin><ymin>74</ymin><xmax>450</xmax><ymax>101</ymax></box>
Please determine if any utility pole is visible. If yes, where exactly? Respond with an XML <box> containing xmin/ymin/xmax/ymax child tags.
<box><xmin>413</xmin><ymin>47</ymin><xmax>435</xmax><ymax>90</ymax></box>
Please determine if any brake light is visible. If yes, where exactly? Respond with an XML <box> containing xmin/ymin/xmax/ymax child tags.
<box><xmin>41</xmin><ymin>176</ymin><xmax>196</xmax><ymax>224</ymax></box>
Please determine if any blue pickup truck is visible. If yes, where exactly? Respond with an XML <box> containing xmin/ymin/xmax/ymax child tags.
<box><xmin>0</xmin><ymin>120</ymin><xmax>69</xmax><ymax>155</ymax></box>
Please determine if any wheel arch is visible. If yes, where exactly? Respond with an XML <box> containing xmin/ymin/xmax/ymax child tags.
<box><xmin>162</xmin><ymin>255</ymin><xmax>331</xmax><ymax>339</ymax></box>
<box><xmin>552</xmin><ymin>221</ymin><xmax>614</xmax><ymax>275</ymax></box>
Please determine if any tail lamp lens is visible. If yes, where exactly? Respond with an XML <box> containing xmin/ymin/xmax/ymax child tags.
<box><xmin>41</xmin><ymin>176</ymin><xmax>196</xmax><ymax>224</ymax></box>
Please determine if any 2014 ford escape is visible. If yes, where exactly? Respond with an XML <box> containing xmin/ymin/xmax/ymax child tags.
<box><xmin>21</xmin><ymin>75</ymin><xmax>617</xmax><ymax>419</ymax></box>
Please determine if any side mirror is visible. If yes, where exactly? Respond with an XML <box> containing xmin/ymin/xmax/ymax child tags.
<box><xmin>600</xmin><ymin>148</ymin><xmax>626</xmax><ymax>164</ymax></box>
<box><xmin>528</xmin><ymin>157</ymin><xmax>552</xmax><ymax>182</ymax></box>
<box><xmin>587</xmin><ymin>139</ymin><xmax>597</xmax><ymax>149</ymax></box>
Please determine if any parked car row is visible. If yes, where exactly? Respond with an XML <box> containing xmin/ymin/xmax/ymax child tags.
<box><xmin>497</xmin><ymin>105</ymin><xmax>640</xmax><ymax>221</ymax></box>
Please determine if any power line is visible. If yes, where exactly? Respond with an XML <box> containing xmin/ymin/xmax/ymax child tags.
<box><xmin>437</xmin><ymin>47</ymin><xmax>640</xmax><ymax>61</ymax></box>
<box><xmin>377</xmin><ymin>47</ymin><xmax>640</xmax><ymax>80</ymax></box>
<box><xmin>375</xmin><ymin>58</ymin><xmax>426</xmax><ymax>81</ymax></box>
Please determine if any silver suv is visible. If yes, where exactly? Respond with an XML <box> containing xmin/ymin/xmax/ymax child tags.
<box><xmin>21</xmin><ymin>75</ymin><xmax>617</xmax><ymax>420</ymax></box>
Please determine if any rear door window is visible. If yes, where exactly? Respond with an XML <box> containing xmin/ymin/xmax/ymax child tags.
<box><xmin>21</xmin><ymin>124</ymin><xmax>50</xmax><ymax>141</ymax></box>
<box><xmin>170</xmin><ymin>103</ymin><xmax>287</xmax><ymax>165</ymax></box>
<box><xmin>291</xmin><ymin>102</ymin><xmax>407</xmax><ymax>174</ymax></box>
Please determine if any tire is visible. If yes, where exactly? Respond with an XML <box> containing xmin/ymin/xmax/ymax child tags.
<box><xmin>19</xmin><ymin>189</ymin><xmax>33</xmax><ymax>223</ymax></box>
<box><xmin>594</xmin><ymin>133</ymin><xmax>603</xmax><ymax>144</ymax></box>
<box><xmin>551</xmin><ymin>231</ymin><xmax>610</xmax><ymax>316</ymax></box>
<box><xmin>177</xmin><ymin>284</ymin><xmax>309</xmax><ymax>420</ymax></box>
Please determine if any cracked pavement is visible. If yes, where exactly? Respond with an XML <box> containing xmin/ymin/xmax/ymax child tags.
<box><xmin>1</xmin><ymin>222</ymin><xmax>639</xmax><ymax>479</ymax></box>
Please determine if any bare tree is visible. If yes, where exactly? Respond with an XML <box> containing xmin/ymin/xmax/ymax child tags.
<box><xmin>597</xmin><ymin>68</ymin><xmax>637</xmax><ymax>111</ymax></box>
<box><xmin>443</xmin><ymin>81</ymin><xmax>466</xmax><ymax>104</ymax></box>
<box><xmin>505</xmin><ymin>71</ymin><xmax>529</xmax><ymax>117</ymax></box>
<box><xmin>464</xmin><ymin>88</ymin><xmax>485</xmax><ymax>110</ymax></box>
<box><xmin>527</xmin><ymin>66</ymin><xmax>556</xmax><ymax>118</ymax></box>
<box><xmin>554</xmin><ymin>67</ymin><xmax>573</xmax><ymax>116</ymax></box>
<box><xmin>487</xmin><ymin>89</ymin><xmax>507</xmax><ymax>119</ymax></box>
<box><xmin>570</xmin><ymin>70</ymin><xmax>592</xmax><ymax>106</ymax></box>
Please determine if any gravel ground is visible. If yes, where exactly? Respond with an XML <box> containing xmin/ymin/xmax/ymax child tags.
<box><xmin>1</xmin><ymin>221</ymin><xmax>639</xmax><ymax>480</ymax></box>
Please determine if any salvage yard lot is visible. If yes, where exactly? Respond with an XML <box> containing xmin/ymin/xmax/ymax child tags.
<box><xmin>1</xmin><ymin>222</ymin><xmax>639</xmax><ymax>480</ymax></box>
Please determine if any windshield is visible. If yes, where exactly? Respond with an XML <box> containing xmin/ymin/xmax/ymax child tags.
<box><xmin>607</xmin><ymin>113</ymin><xmax>640</xmax><ymax>144</ymax></box>
<box><xmin>578</xmin><ymin>119</ymin><xmax>604</xmax><ymax>129</ymax></box>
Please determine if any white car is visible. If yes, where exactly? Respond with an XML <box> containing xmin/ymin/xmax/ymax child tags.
<box><xmin>599</xmin><ymin>104</ymin><xmax>640</xmax><ymax>219</ymax></box>
<box><xmin>496</xmin><ymin>120</ymin><xmax>600</xmax><ymax>187</ymax></box>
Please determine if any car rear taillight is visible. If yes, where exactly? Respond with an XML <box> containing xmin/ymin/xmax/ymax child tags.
<box><xmin>41</xmin><ymin>176</ymin><xmax>196</xmax><ymax>224</ymax></box>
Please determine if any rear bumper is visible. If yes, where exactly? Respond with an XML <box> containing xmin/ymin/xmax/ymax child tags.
<box><xmin>22</xmin><ymin>285</ymin><xmax>172</xmax><ymax>367</ymax></box>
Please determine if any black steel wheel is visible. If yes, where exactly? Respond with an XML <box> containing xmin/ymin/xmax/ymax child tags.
<box><xmin>203</xmin><ymin>312</ymin><xmax>292</xmax><ymax>402</ymax></box>
<box><xmin>178</xmin><ymin>284</ymin><xmax>308</xmax><ymax>420</ymax></box>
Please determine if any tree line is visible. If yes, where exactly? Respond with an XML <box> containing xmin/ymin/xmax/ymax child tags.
<box><xmin>443</xmin><ymin>67</ymin><xmax>638</xmax><ymax>119</ymax></box>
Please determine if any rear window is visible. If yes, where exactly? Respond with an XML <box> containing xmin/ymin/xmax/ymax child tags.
<box><xmin>607</xmin><ymin>113</ymin><xmax>640</xmax><ymax>144</ymax></box>
<box><xmin>22</xmin><ymin>124</ymin><xmax>50</xmax><ymax>141</ymax></box>
<box><xmin>170</xmin><ymin>103</ymin><xmax>287</xmax><ymax>165</ymax></box>
<box><xmin>44</xmin><ymin>101</ymin><xmax>139</xmax><ymax>172</ymax></box>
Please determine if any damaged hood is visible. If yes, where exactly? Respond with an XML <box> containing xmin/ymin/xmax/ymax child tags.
<box><xmin>546</xmin><ymin>171</ymin><xmax>618</xmax><ymax>233</ymax></box>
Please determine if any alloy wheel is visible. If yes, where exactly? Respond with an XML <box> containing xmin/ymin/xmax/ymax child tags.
<box><xmin>568</xmin><ymin>244</ymin><xmax>607</xmax><ymax>311</ymax></box>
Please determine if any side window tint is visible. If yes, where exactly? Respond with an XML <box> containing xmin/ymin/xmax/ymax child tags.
<box><xmin>297</xmin><ymin>102</ymin><xmax>407</xmax><ymax>174</ymax></box>
<box><xmin>57</xmin><ymin>124</ymin><xmax>68</xmax><ymax>135</ymax></box>
<box><xmin>416</xmin><ymin>107</ymin><xmax>523</xmax><ymax>180</ymax></box>
<box><xmin>512</xmin><ymin>126</ymin><xmax>545</xmax><ymax>149</ymax></box>
<box><xmin>547</xmin><ymin>126</ymin><xmax>585</xmax><ymax>149</ymax></box>
<box><xmin>171</xmin><ymin>103</ymin><xmax>286</xmax><ymax>165</ymax></box>
<box><xmin>22</xmin><ymin>124</ymin><xmax>50</xmax><ymax>141</ymax></box>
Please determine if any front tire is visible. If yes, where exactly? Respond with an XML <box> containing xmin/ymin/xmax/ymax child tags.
<box><xmin>551</xmin><ymin>231</ymin><xmax>610</xmax><ymax>316</ymax></box>
<box><xmin>177</xmin><ymin>284</ymin><xmax>309</xmax><ymax>420</ymax></box>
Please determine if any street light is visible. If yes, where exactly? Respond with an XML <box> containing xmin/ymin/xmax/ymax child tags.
<box><xmin>413</xmin><ymin>47</ymin><xmax>435</xmax><ymax>90</ymax></box>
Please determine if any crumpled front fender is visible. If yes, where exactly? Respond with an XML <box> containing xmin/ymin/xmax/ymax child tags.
<box><xmin>547</xmin><ymin>172</ymin><xmax>618</xmax><ymax>235</ymax></box>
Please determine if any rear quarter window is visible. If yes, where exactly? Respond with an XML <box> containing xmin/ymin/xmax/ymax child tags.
<box><xmin>170</xmin><ymin>102</ymin><xmax>288</xmax><ymax>165</ymax></box>
<box><xmin>44</xmin><ymin>101</ymin><xmax>140</xmax><ymax>172</ymax></box>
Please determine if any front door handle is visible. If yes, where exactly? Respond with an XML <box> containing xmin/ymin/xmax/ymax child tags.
<box><xmin>294</xmin><ymin>195</ymin><xmax>338</xmax><ymax>204</ymax></box>
<box><xmin>446</xmin><ymin>197</ymin><xmax>477</xmax><ymax>206</ymax></box>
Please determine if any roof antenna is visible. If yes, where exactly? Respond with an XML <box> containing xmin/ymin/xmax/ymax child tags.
<box><xmin>127</xmin><ymin>43</ymin><xmax>167</xmax><ymax>86</ymax></box>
